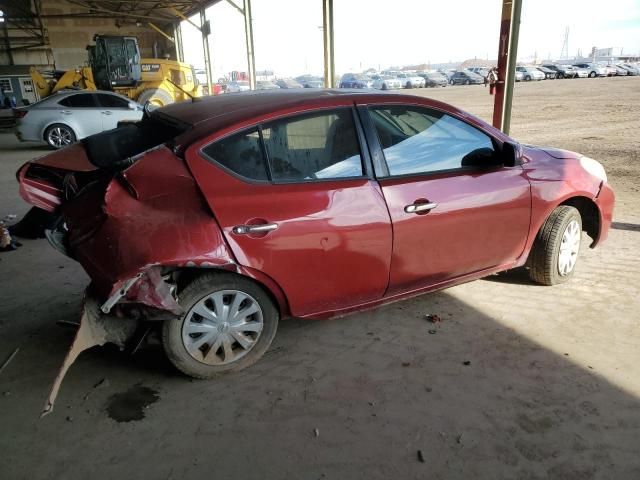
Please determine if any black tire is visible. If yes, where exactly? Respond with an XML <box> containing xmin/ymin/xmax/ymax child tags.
<box><xmin>381</xmin><ymin>83</ymin><xmax>387</xmax><ymax>90</ymax></box>
<box><xmin>406</xmin><ymin>82</ymin><xmax>412</xmax><ymax>89</ymax></box>
<box><xmin>44</xmin><ymin>123</ymin><xmax>76</xmax><ymax>149</ymax></box>
<box><xmin>162</xmin><ymin>272</ymin><xmax>279</xmax><ymax>379</ymax></box>
<box><xmin>137</xmin><ymin>88</ymin><xmax>174</xmax><ymax>107</ymax></box>
<box><xmin>589</xmin><ymin>71</ymin><xmax>596</xmax><ymax>78</ymax></box>
<box><xmin>525</xmin><ymin>75</ymin><xmax>531</xmax><ymax>81</ymax></box>
<box><xmin>527</xmin><ymin>206</ymin><xmax>582</xmax><ymax>286</ymax></box>
<box><xmin>465</xmin><ymin>79</ymin><xmax>470</xmax><ymax>85</ymax></box>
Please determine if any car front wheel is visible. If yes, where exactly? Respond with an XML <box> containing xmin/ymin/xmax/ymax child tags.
<box><xmin>162</xmin><ymin>272</ymin><xmax>279</xmax><ymax>378</ymax></box>
<box><xmin>528</xmin><ymin>206</ymin><xmax>582</xmax><ymax>285</ymax></box>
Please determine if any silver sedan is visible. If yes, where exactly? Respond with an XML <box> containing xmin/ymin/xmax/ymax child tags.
<box><xmin>14</xmin><ymin>90</ymin><xmax>143</xmax><ymax>149</ymax></box>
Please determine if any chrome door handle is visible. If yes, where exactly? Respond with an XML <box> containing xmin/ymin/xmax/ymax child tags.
<box><xmin>232</xmin><ymin>223</ymin><xmax>278</xmax><ymax>235</ymax></box>
<box><xmin>101</xmin><ymin>111</ymin><xmax>113</xmax><ymax>115</ymax></box>
<box><xmin>60</xmin><ymin>110</ymin><xmax>72</xmax><ymax>114</ymax></box>
<box><xmin>404</xmin><ymin>202</ymin><xmax>438</xmax><ymax>214</ymax></box>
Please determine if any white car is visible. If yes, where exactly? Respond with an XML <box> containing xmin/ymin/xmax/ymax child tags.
<box><xmin>384</xmin><ymin>71</ymin><xmax>425</xmax><ymax>88</ymax></box>
<box><xmin>14</xmin><ymin>90</ymin><xmax>143</xmax><ymax>149</ymax></box>
<box><xmin>226</xmin><ymin>81</ymin><xmax>251</xmax><ymax>93</ymax></box>
<box><xmin>516</xmin><ymin>66</ymin><xmax>545</xmax><ymax>81</ymax></box>
<box><xmin>572</xmin><ymin>63</ymin><xmax>607</xmax><ymax>78</ymax></box>
<box><xmin>370</xmin><ymin>74</ymin><xmax>402</xmax><ymax>90</ymax></box>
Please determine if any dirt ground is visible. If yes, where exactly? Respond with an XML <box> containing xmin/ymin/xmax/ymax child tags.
<box><xmin>1</xmin><ymin>77</ymin><xmax>639</xmax><ymax>480</ymax></box>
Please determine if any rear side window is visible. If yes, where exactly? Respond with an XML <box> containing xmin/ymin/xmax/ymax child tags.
<box><xmin>202</xmin><ymin>129</ymin><xmax>269</xmax><ymax>181</ymax></box>
<box><xmin>96</xmin><ymin>93</ymin><xmax>130</xmax><ymax>108</ymax></box>
<box><xmin>201</xmin><ymin>109</ymin><xmax>364</xmax><ymax>183</ymax></box>
<box><xmin>262</xmin><ymin>109</ymin><xmax>363</xmax><ymax>182</ymax></box>
<box><xmin>59</xmin><ymin>94</ymin><xmax>97</xmax><ymax>108</ymax></box>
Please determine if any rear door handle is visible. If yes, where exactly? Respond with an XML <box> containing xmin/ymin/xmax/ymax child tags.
<box><xmin>232</xmin><ymin>223</ymin><xmax>278</xmax><ymax>235</ymax></box>
<box><xmin>101</xmin><ymin>111</ymin><xmax>113</xmax><ymax>115</ymax></box>
<box><xmin>60</xmin><ymin>110</ymin><xmax>72</xmax><ymax>115</ymax></box>
<box><xmin>404</xmin><ymin>202</ymin><xmax>438</xmax><ymax>214</ymax></box>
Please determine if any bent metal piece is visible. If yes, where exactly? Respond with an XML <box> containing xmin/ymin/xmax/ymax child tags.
<box><xmin>41</xmin><ymin>294</ymin><xmax>137</xmax><ymax>417</ymax></box>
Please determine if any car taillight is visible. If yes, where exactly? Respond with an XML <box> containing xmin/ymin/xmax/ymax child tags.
<box><xmin>13</xmin><ymin>109</ymin><xmax>28</xmax><ymax>119</ymax></box>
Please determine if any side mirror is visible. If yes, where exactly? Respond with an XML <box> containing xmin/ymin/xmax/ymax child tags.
<box><xmin>128</xmin><ymin>101</ymin><xmax>137</xmax><ymax>110</ymax></box>
<box><xmin>501</xmin><ymin>141</ymin><xmax>522</xmax><ymax>167</ymax></box>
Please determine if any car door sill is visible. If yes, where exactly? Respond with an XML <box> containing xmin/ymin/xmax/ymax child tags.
<box><xmin>298</xmin><ymin>260</ymin><xmax>520</xmax><ymax>320</ymax></box>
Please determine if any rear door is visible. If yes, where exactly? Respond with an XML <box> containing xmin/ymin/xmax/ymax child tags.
<box><xmin>361</xmin><ymin>104</ymin><xmax>531</xmax><ymax>295</ymax></box>
<box><xmin>186</xmin><ymin>107</ymin><xmax>393</xmax><ymax>317</ymax></box>
<box><xmin>56</xmin><ymin>93</ymin><xmax>102</xmax><ymax>139</ymax></box>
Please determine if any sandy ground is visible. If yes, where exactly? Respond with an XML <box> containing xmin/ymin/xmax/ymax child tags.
<box><xmin>1</xmin><ymin>77</ymin><xmax>639</xmax><ymax>479</ymax></box>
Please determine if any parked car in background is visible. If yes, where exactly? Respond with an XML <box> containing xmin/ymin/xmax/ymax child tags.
<box><xmin>468</xmin><ymin>67</ymin><xmax>489</xmax><ymax>79</ymax></box>
<box><xmin>275</xmin><ymin>78</ymin><xmax>304</xmax><ymax>89</ymax></box>
<box><xmin>370</xmin><ymin>74</ymin><xmax>402</xmax><ymax>90</ymax></box>
<box><xmin>605</xmin><ymin>64</ymin><xmax>628</xmax><ymax>76</ymax></box>
<box><xmin>256</xmin><ymin>81</ymin><xmax>281</xmax><ymax>90</ymax></box>
<box><xmin>573</xmin><ymin>63</ymin><xmax>607</xmax><ymax>78</ymax></box>
<box><xmin>536</xmin><ymin>66</ymin><xmax>557</xmax><ymax>79</ymax></box>
<box><xmin>227</xmin><ymin>81</ymin><xmax>251</xmax><ymax>93</ymax></box>
<box><xmin>16</xmin><ymin>89</ymin><xmax>614</xmax><ymax>387</ymax></box>
<box><xmin>13</xmin><ymin>90</ymin><xmax>142</xmax><ymax>149</ymax></box>
<box><xmin>295</xmin><ymin>75</ymin><xmax>324</xmax><ymax>88</ymax></box>
<box><xmin>339</xmin><ymin>73</ymin><xmax>373</xmax><ymax>89</ymax></box>
<box><xmin>541</xmin><ymin>64</ymin><xmax>577</xmax><ymax>79</ymax></box>
<box><xmin>387</xmin><ymin>71</ymin><xmax>425</xmax><ymax>88</ymax></box>
<box><xmin>618</xmin><ymin>64</ymin><xmax>639</xmax><ymax>76</ymax></box>
<box><xmin>516</xmin><ymin>66</ymin><xmax>545</xmax><ymax>81</ymax></box>
<box><xmin>417</xmin><ymin>71</ymin><xmax>448</xmax><ymax>87</ymax></box>
<box><xmin>449</xmin><ymin>70</ymin><xmax>484</xmax><ymax>85</ymax></box>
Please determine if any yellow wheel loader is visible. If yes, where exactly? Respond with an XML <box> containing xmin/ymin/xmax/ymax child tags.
<box><xmin>30</xmin><ymin>35</ymin><xmax>203</xmax><ymax>107</ymax></box>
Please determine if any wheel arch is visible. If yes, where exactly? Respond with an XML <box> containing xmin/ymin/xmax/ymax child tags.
<box><xmin>41</xmin><ymin>121</ymin><xmax>77</xmax><ymax>142</ymax></box>
<box><xmin>559</xmin><ymin>196</ymin><xmax>600</xmax><ymax>247</ymax></box>
<box><xmin>167</xmin><ymin>265</ymin><xmax>291</xmax><ymax>319</ymax></box>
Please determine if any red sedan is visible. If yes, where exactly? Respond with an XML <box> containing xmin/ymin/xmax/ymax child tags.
<box><xmin>18</xmin><ymin>90</ymin><xmax>614</xmax><ymax>383</ymax></box>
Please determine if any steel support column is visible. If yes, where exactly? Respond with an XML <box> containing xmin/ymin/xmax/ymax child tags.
<box><xmin>173</xmin><ymin>21</ymin><xmax>184</xmax><ymax>62</ymax></box>
<box><xmin>492</xmin><ymin>0</ymin><xmax>522</xmax><ymax>134</ymax></box>
<box><xmin>322</xmin><ymin>0</ymin><xmax>335</xmax><ymax>88</ymax></box>
<box><xmin>243</xmin><ymin>0</ymin><xmax>256</xmax><ymax>89</ymax></box>
<box><xmin>200</xmin><ymin>8</ymin><xmax>213</xmax><ymax>96</ymax></box>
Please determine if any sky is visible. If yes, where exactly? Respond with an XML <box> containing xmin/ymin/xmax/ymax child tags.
<box><xmin>181</xmin><ymin>0</ymin><xmax>640</xmax><ymax>78</ymax></box>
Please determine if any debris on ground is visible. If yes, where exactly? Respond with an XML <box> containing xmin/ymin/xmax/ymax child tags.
<box><xmin>456</xmin><ymin>434</ymin><xmax>463</xmax><ymax>444</ymax></box>
<box><xmin>313</xmin><ymin>428</ymin><xmax>319</xmax><ymax>438</ymax></box>
<box><xmin>425</xmin><ymin>314</ymin><xmax>442</xmax><ymax>323</ymax></box>
<box><xmin>463</xmin><ymin>361</ymin><xmax>471</xmax><ymax>366</ymax></box>
<box><xmin>402</xmin><ymin>361</ymin><xmax>411</xmax><ymax>367</ymax></box>
<box><xmin>3</xmin><ymin>214</ymin><xmax>17</xmax><ymax>221</ymax></box>
<box><xmin>417</xmin><ymin>450</ymin><xmax>425</xmax><ymax>463</ymax></box>
<box><xmin>428</xmin><ymin>330</ymin><xmax>437</xmax><ymax>335</ymax></box>
<box><xmin>0</xmin><ymin>222</ymin><xmax>21</xmax><ymax>251</ymax></box>
<box><xmin>83</xmin><ymin>378</ymin><xmax>110</xmax><ymax>401</ymax></box>
<box><xmin>66</xmin><ymin>416</ymin><xmax>73</xmax><ymax>422</ymax></box>
<box><xmin>0</xmin><ymin>347</ymin><xmax>19</xmax><ymax>376</ymax></box>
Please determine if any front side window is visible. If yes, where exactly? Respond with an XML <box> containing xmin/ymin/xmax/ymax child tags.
<box><xmin>202</xmin><ymin>128</ymin><xmax>269</xmax><ymax>181</ymax></box>
<box><xmin>262</xmin><ymin>109</ymin><xmax>364</xmax><ymax>182</ymax></box>
<box><xmin>59</xmin><ymin>94</ymin><xmax>98</xmax><ymax>108</ymax></box>
<box><xmin>370</xmin><ymin>106</ymin><xmax>495</xmax><ymax>176</ymax></box>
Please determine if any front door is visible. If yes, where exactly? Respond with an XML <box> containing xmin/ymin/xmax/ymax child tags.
<box><xmin>186</xmin><ymin>107</ymin><xmax>393</xmax><ymax>317</ymax></box>
<box><xmin>364</xmin><ymin>105</ymin><xmax>531</xmax><ymax>295</ymax></box>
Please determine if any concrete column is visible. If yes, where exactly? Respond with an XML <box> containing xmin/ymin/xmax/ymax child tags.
<box><xmin>200</xmin><ymin>9</ymin><xmax>213</xmax><ymax>95</ymax></box>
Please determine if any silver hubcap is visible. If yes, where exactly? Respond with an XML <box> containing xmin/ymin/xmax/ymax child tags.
<box><xmin>48</xmin><ymin>127</ymin><xmax>72</xmax><ymax>147</ymax></box>
<box><xmin>558</xmin><ymin>219</ymin><xmax>581</xmax><ymax>276</ymax></box>
<box><xmin>182</xmin><ymin>290</ymin><xmax>264</xmax><ymax>365</ymax></box>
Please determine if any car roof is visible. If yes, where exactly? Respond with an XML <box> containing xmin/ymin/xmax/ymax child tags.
<box><xmin>157</xmin><ymin>89</ymin><xmax>511</xmax><ymax>149</ymax></box>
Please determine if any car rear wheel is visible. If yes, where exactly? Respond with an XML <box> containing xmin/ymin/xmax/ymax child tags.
<box><xmin>589</xmin><ymin>71</ymin><xmax>596</xmax><ymax>78</ymax></box>
<box><xmin>162</xmin><ymin>272</ymin><xmax>279</xmax><ymax>378</ymax></box>
<box><xmin>44</xmin><ymin>123</ymin><xmax>76</xmax><ymax>149</ymax></box>
<box><xmin>525</xmin><ymin>75</ymin><xmax>531</xmax><ymax>81</ymax></box>
<box><xmin>528</xmin><ymin>206</ymin><xmax>582</xmax><ymax>285</ymax></box>
<box><xmin>381</xmin><ymin>83</ymin><xmax>387</xmax><ymax>90</ymax></box>
<box><xmin>464</xmin><ymin>79</ymin><xmax>470</xmax><ymax>85</ymax></box>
